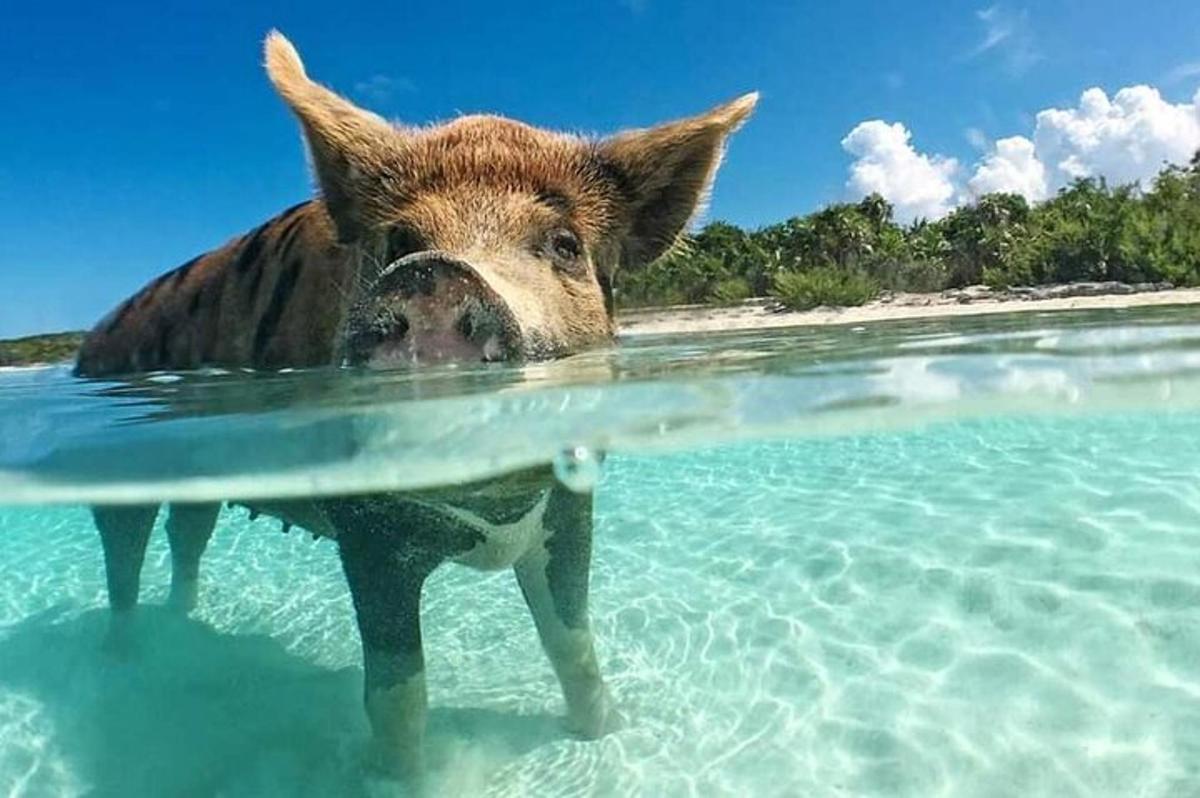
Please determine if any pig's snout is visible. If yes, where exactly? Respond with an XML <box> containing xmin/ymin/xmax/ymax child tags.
<box><xmin>345</xmin><ymin>255</ymin><xmax>520</xmax><ymax>368</ymax></box>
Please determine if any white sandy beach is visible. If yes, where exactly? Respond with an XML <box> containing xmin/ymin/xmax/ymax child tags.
<box><xmin>2</xmin><ymin>286</ymin><xmax>1199</xmax><ymax>370</ymax></box>
<box><xmin>617</xmin><ymin>286</ymin><xmax>1200</xmax><ymax>336</ymax></box>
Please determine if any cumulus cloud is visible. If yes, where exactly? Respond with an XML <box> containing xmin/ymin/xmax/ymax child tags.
<box><xmin>841</xmin><ymin>121</ymin><xmax>959</xmax><ymax>223</ymax></box>
<box><xmin>842</xmin><ymin>84</ymin><xmax>1200</xmax><ymax>218</ymax></box>
<box><xmin>1032</xmin><ymin>85</ymin><xmax>1200</xmax><ymax>188</ymax></box>
<box><xmin>967</xmin><ymin>135</ymin><xmax>1048</xmax><ymax>201</ymax></box>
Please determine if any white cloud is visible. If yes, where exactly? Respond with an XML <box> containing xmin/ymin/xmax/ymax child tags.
<box><xmin>841</xmin><ymin>84</ymin><xmax>1200</xmax><ymax>218</ymax></box>
<box><xmin>353</xmin><ymin>74</ymin><xmax>417</xmax><ymax>105</ymax></box>
<box><xmin>1165</xmin><ymin>61</ymin><xmax>1200</xmax><ymax>85</ymax></box>
<box><xmin>971</xmin><ymin>5</ymin><xmax>1015</xmax><ymax>55</ymax></box>
<box><xmin>965</xmin><ymin>126</ymin><xmax>989</xmax><ymax>151</ymax></box>
<box><xmin>841</xmin><ymin>121</ymin><xmax>959</xmax><ymax>223</ymax></box>
<box><xmin>967</xmin><ymin>135</ymin><xmax>1048</xmax><ymax>201</ymax></box>
<box><xmin>1032</xmin><ymin>85</ymin><xmax>1200</xmax><ymax>188</ymax></box>
<box><xmin>968</xmin><ymin>5</ymin><xmax>1041</xmax><ymax>76</ymax></box>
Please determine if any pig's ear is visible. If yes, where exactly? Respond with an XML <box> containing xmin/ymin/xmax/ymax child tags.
<box><xmin>599</xmin><ymin>93</ymin><xmax>757</xmax><ymax>269</ymax></box>
<box><xmin>264</xmin><ymin>30</ymin><xmax>406</xmax><ymax>242</ymax></box>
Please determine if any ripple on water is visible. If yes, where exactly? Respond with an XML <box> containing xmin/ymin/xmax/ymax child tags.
<box><xmin>0</xmin><ymin>411</ymin><xmax>1198</xmax><ymax>795</ymax></box>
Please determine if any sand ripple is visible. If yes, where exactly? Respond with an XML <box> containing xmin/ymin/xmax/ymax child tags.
<box><xmin>0</xmin><ymin>411</ymin><xmax>1198</xmax><ymax>795</ymax></box>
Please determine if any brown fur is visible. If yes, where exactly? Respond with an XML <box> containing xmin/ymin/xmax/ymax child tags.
<box><xmin>76</xmin><ymin>31</ymin><xmax>755</xmax><ymax>378</ymax></box>
<box><xmin>77</xmin><ymin>201</ymin><xmax>350</xmax><ymax>374</ymax></box>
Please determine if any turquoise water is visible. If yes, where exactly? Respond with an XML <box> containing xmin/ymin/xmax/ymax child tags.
<box><xmin>1</xmin><ymin>307</ymin><xmax>1199</xmax><ymax>796</ymax></box>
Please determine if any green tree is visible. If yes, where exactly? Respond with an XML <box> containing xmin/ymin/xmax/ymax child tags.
<box><xmin>935</xmin><ymin>192</ymin><xmax>1031</xmax><ymax>287</ymax></box>
<box><xmin>614</xmin><ymin>150</ymin><xmax>1200</xmax><ymax>309</ymax></box>
<box><xmin>1128</xmin><ymin>152</ymin><xmax>1200</xmax><ymax>285</ymax></box>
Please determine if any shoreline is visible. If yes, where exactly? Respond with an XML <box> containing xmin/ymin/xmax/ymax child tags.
<box><xmin>2</xmin><ymin>286</ymin><xmax>1199</xmax><ymax>368</ymax></box>
<box><xmin>616</xmin><ymin>286</ymin><xmax>1200</xmax><ymax>336</ymax></box>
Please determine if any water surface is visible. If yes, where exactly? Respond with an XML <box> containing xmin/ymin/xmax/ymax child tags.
<box><xmin>1</xmin><ymin>307</ymin><xmax>1198</xmax><ymax>796</ymax></box>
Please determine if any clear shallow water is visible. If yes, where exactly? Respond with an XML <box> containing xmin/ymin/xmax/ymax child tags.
<box><xmin>1</xmin><ymin>307</ymin><xmax>1199</xmax><ymax>796</ymax></box>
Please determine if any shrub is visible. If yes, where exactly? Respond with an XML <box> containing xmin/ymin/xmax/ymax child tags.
<box><xmin>709</xmin><ymin>277</ymin><xmax>753</xmax><ymax>305</ymax></box>
<box><xmin>867</xmin><ymin>259</ymin><xmax>952</xmax><ymax>293</ymax></box>
<box><xmin>0</xmin><ymin>331</ymin><xmax>84</xmax><ymax>366</ymax></box>
<box><xmin>612</xmin><ymin>151</ymin><xmax>1200</xmax><ymax>310</ymax></box>
<box><xmin>771</xmin><ymin>268</ymin><xmax>880</xmax><ymax>311</ymax></box>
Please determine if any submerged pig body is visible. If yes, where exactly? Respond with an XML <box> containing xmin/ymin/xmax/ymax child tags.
<box><xmin>74</xmin><ymin>30</ymin><xmax>755</xmax><ymax>785</ymax></box>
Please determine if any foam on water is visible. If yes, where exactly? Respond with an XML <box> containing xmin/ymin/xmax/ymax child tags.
<box><xmin>1</xmin><ymin>307</ymin><xmax>1199</xmax><ymax>795</ymax></box>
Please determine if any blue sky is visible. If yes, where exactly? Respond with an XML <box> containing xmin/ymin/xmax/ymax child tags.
<box><xmin>2</xmin><ymin>0</ymin><xmax>1200</xmax><ymax>337</ymax></box>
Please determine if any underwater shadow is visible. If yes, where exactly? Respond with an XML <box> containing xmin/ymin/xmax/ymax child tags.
<box><xmin>0</xmin><ymin>605</ymin><xmax>562</xmax><ymax>796</ymax></box>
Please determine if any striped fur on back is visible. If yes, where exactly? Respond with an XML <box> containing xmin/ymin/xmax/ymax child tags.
<box><xmin>76</xmin><ymin>201</ymin><xmax>353</xmax><ymax>376</ymax></box>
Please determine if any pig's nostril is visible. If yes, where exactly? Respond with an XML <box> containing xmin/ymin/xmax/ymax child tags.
<box><xmin>455</xmin><ymin>307</ymin><xmax>507</xmax><ymax>361</ymax></box>
<box><xmin>456</xmin><ymin>312</ymin><xmax>476</xmax><ymax>341</ymax></box>
<box><xmin>345</xmin><ymin>311</ymin><xmax>410</xmax><ymax>366</ymax></box>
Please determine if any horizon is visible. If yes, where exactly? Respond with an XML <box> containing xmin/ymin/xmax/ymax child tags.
<box><xmin>2</xmin><ymin>1</ymin><xmax>1200</xmax><ymax>338</ymax></box>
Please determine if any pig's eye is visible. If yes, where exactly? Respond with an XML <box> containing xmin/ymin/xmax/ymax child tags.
<box><xmin>547</xmin><ymin>229</ymin><xmax>583</xmax><ymax>265</ymax></box>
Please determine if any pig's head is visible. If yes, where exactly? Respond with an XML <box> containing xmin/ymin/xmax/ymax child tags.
<box><xmin>263</xmin><ymin>31</ymin><xmax>756</xmax><ymax>368</ymax></box>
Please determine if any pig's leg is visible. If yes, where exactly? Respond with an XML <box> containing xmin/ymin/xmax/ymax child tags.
<box><xmin>165</xmin><ymin>502</ymin><xmax>220</xmax><ymax>614</ymax></box>
<box><xmin>93</xmin><ymin>503</ymin><xmax>159</xmax><ymax>654</ymax></box>
<box><xmin>514</xmin><ymin>486</ymin><xmax>621</xmax><ymax>738</ymax></box>
<box><xmin>336</xmin><ymin>513</ymin><xmax>441</xmax><ymax>784</ymax></box>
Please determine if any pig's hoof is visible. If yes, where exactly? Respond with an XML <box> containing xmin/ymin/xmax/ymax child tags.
<box><xmin>167</xmin><ymin>581</ymin><xmax>199</xmax><ymax>615</ymax></box>
<box><xmin>361</xmin><ymin>743</ymin><xmax>426</xmax><ymax>797</ymax></box>
<box><xmin>565</xmin><ymin>701</ymin><xmax>625</xmax><ymax>739</ymax></box>
<box><xmin>100</xmin><ymin>618</ymin><xmax>140</xmax><ymax>661</ymax></box>
<box><xmin>362</xmin><ymin>772</ymin><xmax>426</xmax><ymax>798</ymax></box>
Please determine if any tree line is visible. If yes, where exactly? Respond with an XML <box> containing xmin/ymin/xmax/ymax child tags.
<box><xmin>616</xmin><ymin>151</ymin><xmax>1200</xmax><ymax>310</ymax></box>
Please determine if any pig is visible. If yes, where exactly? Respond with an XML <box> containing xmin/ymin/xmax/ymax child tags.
<box><xmin>73</xmin><ymin>30</ymin><xmax>755</xmax><ymax>783</ymax></box>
